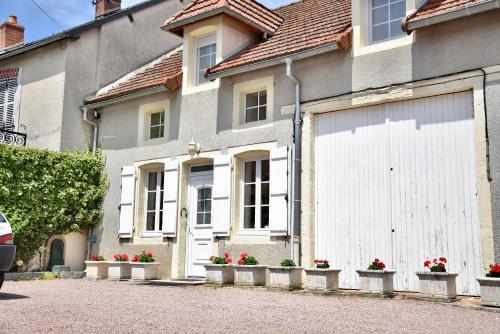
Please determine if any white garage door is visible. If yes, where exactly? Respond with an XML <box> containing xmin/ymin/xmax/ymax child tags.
<box><xmin>315</xmin><ymin>91</ymin><xmax>482</xmax><ymax>295</ymax></box>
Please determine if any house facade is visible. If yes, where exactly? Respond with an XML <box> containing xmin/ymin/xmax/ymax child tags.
<box><xmin>81</xmin><ymin>0</ymin><xmax>500</xmax><ymax>296</ymax></box>
<box><xmin>0</xmin><ymin>0</ymin><xmax>183</xmax><ymax>270</ymax></box>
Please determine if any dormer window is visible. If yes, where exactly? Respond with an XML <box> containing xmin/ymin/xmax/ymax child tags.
<box><xmin>370</xmin><ymin>0</ymin><xmax>406</xmax><ymax>44</ymax></box>
<box><xmin>196</xmin><ymin>33</ymin><xmax>216</xmax><ymax>85</ymax></box>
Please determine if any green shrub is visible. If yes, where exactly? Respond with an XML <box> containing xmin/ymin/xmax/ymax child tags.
<box><xmin>36</xmin><ymin>272</ymin><xmax>61</xmax><ymax>280</ymax></box>
<box><xmin>0</xmin><ymin>145</ymin><xmax>108</xmax><ymax>264</ymax></box>
<box><xmin>280</xmin><ymin>259</ymin><xmax>296</xmax><ymax>267</ymax></box>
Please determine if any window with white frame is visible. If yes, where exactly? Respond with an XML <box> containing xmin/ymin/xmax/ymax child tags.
<box><xmin>149</xmin><ymin>111</ymin><xmax>165</xmax><ymax>139</ymax></box>
<box><xmin>196</xmin><ymin>33</ymin><xmax>217</xmax><ymax>85</ymax></box>
<box><xmin>145</xmin><ymin>169</ymin><xmax>164</xmax><ymax>233</ymax></box>
<box><xmin>196</xmin><ymin>187</ymin><xmax>212</xmax><ymax>225</ymax></box>
<box><xmin>0</xmin><ymin>77</ymin><xmax>18</xmax><ymax>130</ymax></box>
<box><xmin>370</xmin><ymin>0</ymin><xmax>406</xmax><ymax>44</ymax></box>
<box><xmin>242</xmin><ymin>158</ymin><xmax>270</xmax><ymax>230</ymax></box>
<box><xmin>245</xmin><ymin>90</ymin><xmax>267</xmax><ymax>123</ymax></box>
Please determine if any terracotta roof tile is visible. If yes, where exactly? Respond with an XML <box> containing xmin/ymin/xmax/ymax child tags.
<box><xmin>207</xmin><ymin>0</ymin><xmax>352</xmax><ymax>76</ymax></box>
<box><xmin>0</xmin><ymin>68</ymin><xmax>19</xmax><ymax>80</ymax></box>
<box><xmin>163</xmin><ymin>0</ymin><xmax>283</xmax><ymax>35</ymax></box>
<box><xmin>406</xmin><ymin>0</ymin><xmax>492</xmax><ymax>24</ymax></box>
<box><xmin>86</xmin><ymin>46</ymin><xmax>183</xmax><ymax>104</ymax></box>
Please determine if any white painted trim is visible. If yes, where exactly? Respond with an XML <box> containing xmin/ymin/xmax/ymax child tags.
<box><xmin>232</xmin><ymin>76</ymin><xmax>274</xmax><ymax>130</ymax></box>
<box><xmin>138</xmin><ymin>99</ymin><xmax>170</xmax><ymax>145</ymax></box>
<box><xmin>143</xmin><ymin>168</ymin><xmax>164</xmax><ymax>235</ymax></box>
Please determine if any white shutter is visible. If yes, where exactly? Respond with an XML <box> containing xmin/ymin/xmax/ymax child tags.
<box><xmin>0</xmin><ymin>77</ymin><xmax>18</xmax><ymax>129</ymax></box>
<box><xmin>212</xmin><ymin>155</ymin><xmax>231</xmax><ymax>236</ymax></box>
<box><xmin>269</xmin><ymin>146</ymin><xmax>289</xmax><ymax>236</ymax></box>
<box><xmin>162</xmin><ymin>159</ymin><xmax>179</xmax><ymax>237</ymax></box>
<box><xmin>119</xmin><ymin>166</ymin><xmax>136</xmax><ymax>238</ymax></box>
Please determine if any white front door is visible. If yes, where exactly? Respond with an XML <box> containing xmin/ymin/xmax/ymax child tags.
<box><xmin>186</xmin><ymin>167</ymin><xmax>214</xmax><ymax>277</ymax></box>
<box><xmin>315</xmin><ymin>91</ymin><xmax>482</xmax><ymax>295</ymax></box>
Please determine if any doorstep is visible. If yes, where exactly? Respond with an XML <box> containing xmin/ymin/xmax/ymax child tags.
<box><xmin>148</xmin><ymin>278</ymin><xmax>205</xmax><ymax>286</ymax></box>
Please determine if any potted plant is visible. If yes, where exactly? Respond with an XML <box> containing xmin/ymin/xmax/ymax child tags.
<box><xmin>416</xmin><ymin>257</ymin><xmax>458</xmax><ymax>300</ymax></box>
<box><xmin>108</xmin><ymin>253</ymin><xmax>131</xmax><ymax>280</ymax></box>
<box><xmin>356</xmin><ymin>258</ymin><xmax>395</xmax><ymax>296</ymax></box>
<box><xmin>305</xmin><ymin>259</ymin><xmax>342</xmax><ymax>291</ymax></box>
<box><xmin>233</xmin><ymin>253</ymin><xmax>267</xmax><ymax>287</ymax></box>
<box><xmin>268</xmin><ymin>259</ymin><xmax>303</xmax><ymax>290</ymax></box>
<box><xmin>477</xmin><ymin>263</ymin><xmax>500</xmax><ymax>307</ymax></box>
<box><xmin>85</xmin><ymin>255</ymin><xmax>108</xmax><ymax>279</ymax></box>
<box><xmin>204</xmin><ymin>253</ymin><xmax>234</xmax><ymax>285</ymax></box>
<box><xmin>130</xmin><ymin>251</ymin><xmax>160</xmax><ymax>281</ymax></box>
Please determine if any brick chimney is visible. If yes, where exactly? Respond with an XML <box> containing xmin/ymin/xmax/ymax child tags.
<box><xmin>95</xmin><ymin>0</ymin><xmax>122</xmax><ymax>18</ymax></box>
<box><xmin>0</xmin><ymin>16</ymin><xmax>25</xmax><ymax>50</ymax></box>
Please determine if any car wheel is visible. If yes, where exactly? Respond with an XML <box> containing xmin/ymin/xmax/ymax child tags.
<box><xmin>0</xmin><ymin>272</ymin><xmax>4</xmax><ymax>289</ymax></box>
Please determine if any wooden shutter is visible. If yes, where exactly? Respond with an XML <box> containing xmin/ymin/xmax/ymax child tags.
<box><xmin>119</xmin><ymin>166</ymin><xmax>136</xmax><ymax>238</ymax></box>
<box><xmin>162</xmin><ymin>160</ymin><xmax>179</xmax><ymax>237</ymax></box>
<box><xmin>0</xmin><ymin>77</ymin><xmax>18</xmax><ymax>129</ymax></box>
<box><xmin>212</xmin><ymin>155</ymin><xmax>231</xmax><ymax>236</ymax></box>
<box><xmin>269</xmin><ymin>146</ymin><xmax>289</xmax><ymax>236</ymax></box>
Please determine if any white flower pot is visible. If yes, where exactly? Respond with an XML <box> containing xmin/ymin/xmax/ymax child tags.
<box><xmin>205</xmin><ymin>264</ymin><xmax>234</xmax><ymax>285</ymax></box>
<box><xmin>357</xmin><ymin>270</ymin><xmax>395</xmax><ymax>295</ymax></box>
<box><xmin>85</xmin><ymin>261</ymin><xmax>108</xmax><ymax>279</ymax></box>
<box><xmin>416</xmin><ymin>272</ymin><xmax>458</xmax><ymax>299</ymax></box>
<box><xmin>305</xmin><ymin>269</ymin><xmax>342</xmax><ymax>291</ymax></box>
<box><xmin>234</xmin><ymin>265</ymin><xmax>267</xmax><ymax>286</ymax></box>
<box><xmin>268</xmin><ymin>267</ymin><xmax>303</xmax><ymax>290</ymax></box>
<box><xmin>130</xmin><ymin>262</ymin><xmax>160</xmax><ymax>281</ymax></box>
<box><xmin>477</xmin><ymin>277</ymin><xmax>500</xmax><ymax>307</ymax></box>
<box><xmin>108</xmin><ymin>262</ymin><xmax>131</xmax><ymax>280</ymax></box>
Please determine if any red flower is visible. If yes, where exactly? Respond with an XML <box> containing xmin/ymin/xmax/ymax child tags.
<box><xmin>374</xmin><ymin>258</ymin><xmax>379</xmax><ymax>263</ymax></box>
<box><xmin>439</xmin><ymin>257</ymin><xmax>447</xmax><ymax>263</ymax></box>
<box><xmin>380</xmin><ymin>262</ymin><xmax>385</xmax><ymax>269</ymax></box>
<box><xmin>209</xmin><ymin>256</ymin><xmax>215</xmax><ymax>262</ymax></box>
<box><xmin>122</xmin><ymin>254</ymin><xmax>128</xmax><ymax>261</ymax></box>
<box><xmin>132</xmin><ymin>255</ymin><xmax>139</xmax><ymax>262</ymax></box>
<box><xmin>224</xmin><ymin>252</ymin><xmax>230</xmax><ymax>258</ymax></box>
<box><xmin>238</xmin><ymin>259</ymin><xmax>244</xmax><ymax>265</ymax></box>
<box><xmin>313</xmin><ymin>260</ymin><xmax>318</xmax><ymax>263</ymax></box>
<box><xmin>433</xmin><ymin>258</ymin><xmax>437</xmax><ymax>263</ymax></box>
<box><xmin>240</xmin><ymin>252</ymin><xmax>248</xmax><ymax>258</ymax></box>
<box><xmin>424</xmin><ymin>260</ymin><xmax>431</xmax><ymax>267</ymax></box>
<box><xmin>439</xmin><ymin>263</ymin><xmax>445</xmax><ymax>268</ymax></box>
<box><xmin>227</xmin><ymin>258</ymin><xmax>233</xmax><ymax>264</ymax></box>
<box><xmin>147</xmin><ymin>252</ymin><xmax>153</xmax><ymax>258</ymax></box>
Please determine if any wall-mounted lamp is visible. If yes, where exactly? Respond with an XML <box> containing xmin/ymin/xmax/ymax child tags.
<box><xmin>187</xmin><ymin>138</ymin><xmax>200</xmax><ymax>156</ymax></box>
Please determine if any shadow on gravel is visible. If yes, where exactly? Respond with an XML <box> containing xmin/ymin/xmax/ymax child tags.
<box><xmin>0</xmin><ymin>293</ymin><xmax>29</xmax><ymax>300</ymax></box>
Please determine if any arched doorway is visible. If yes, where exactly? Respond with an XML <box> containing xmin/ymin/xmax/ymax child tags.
<box><xmin>48</xmin><ymin>239</ymin><xmax>64</xmax><ymax>271</ymax></box>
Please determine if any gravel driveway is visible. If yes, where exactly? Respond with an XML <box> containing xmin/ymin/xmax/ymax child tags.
<box><xmin>0</xmin><ymin>279</ymin><xmax>498</xmax><ymax>333</ymax></box>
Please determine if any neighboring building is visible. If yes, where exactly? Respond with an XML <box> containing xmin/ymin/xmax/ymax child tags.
<box><xmin>83</xmin><ymin>0</ymin><xmax>500</xmax><ymax>296</ymax></box>
<box><xmin>0</xmin><ymin>0</ymin><xmax>183</xmax><ymax>270</ymax></box>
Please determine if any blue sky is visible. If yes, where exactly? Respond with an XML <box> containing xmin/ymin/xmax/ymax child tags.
<box><xmin>0</xmin><ymin>0</ymin><xmax>292</xmax><ymax>43</ymax></box>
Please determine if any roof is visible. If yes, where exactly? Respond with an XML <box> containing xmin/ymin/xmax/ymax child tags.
<box><xmin>84</xmin><ymin>46</ymin><xmax>183</xmax><ymax>104</ymax></box>
<box><xmin>404</xmin><ymin>0</ymin><xmax>499</xmax><ymax>31</ymax></box>
<box><xmin>207</xmin><ymin>0</ymin><xmax>352</xmax><ymax>77</ymax></box>
<box><xmin>162</xmin><ymin>0</ymin><xmax>284</xmax><ymax>36</ymax></box>
<box><xmin>0</xmin><ymin>0</ymin><xmax>167</xmax><ymax>61</ymax></box>
<box><xmin>0</xmin><ymin>68</ymin><xmax>18</xmax><ymax>80</ymax></box>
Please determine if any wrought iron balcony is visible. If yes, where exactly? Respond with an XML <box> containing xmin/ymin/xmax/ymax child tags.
<box><xmin>0</xmin><ymin>126</ymin><xmax>26</xmax><ymax>146</ymax></box>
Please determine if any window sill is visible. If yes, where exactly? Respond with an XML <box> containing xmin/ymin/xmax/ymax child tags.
<box><xmin>182</xmin><ymin>79</ymin><xmax>220</xmax><ymax>96</ymax></box>
<box><xmin>238</xmin><ymin>229</ymin><xmax>270</xmax><ymax>236</ymax></box>
<box><xmin>232</xmin><ymin>121</ymin><xmax>273</xmax><ymax>133</ymax></box>
<box><xmin>352</xmin><ymin>34</ymin><xmax>414</xmax><ymax>57</ymax></box>
<box><xmin>141</xmin><ymin>233</ymin><xmax>163</xmax><ymax>238</ymax></box>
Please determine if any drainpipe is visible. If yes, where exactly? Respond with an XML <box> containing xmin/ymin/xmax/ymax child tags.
<box><xmin>285</xmin><ymin>58</ymin><xmax>301</xmax><ymax>265</ymax></box>
<box><xmin>80</xmin><ymin>105</ymin><xmax>99</xmax><ymax>260</ymax></box>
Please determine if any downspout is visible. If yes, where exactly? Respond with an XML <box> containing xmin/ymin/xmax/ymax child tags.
<box><xmin>80</xmin><ymin>105</ymin><xmax>98</xmax><ymax>260</ymax></box>
<box><xmin>285</xmin><ymin>58</ymin><xmax>301</xmax><ymax>265</ymax></box>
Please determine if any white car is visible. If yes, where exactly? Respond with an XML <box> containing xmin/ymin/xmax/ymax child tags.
<box><xmin>0</xmin><ymin>212</ymin><xmax>16</xmax><ymax>289</ymax></box>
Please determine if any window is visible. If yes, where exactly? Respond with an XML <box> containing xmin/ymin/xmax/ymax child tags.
<box><xmin>0</xmin><ymin>77</ymin><xmax>18</xmax><ymax>130</ymax></box>
<box><xmin>145</xmin><ymin>170</ymin><xmax>164</xmax><ymax>233</ymax></box>
<box><xmin>196</xmin><ymin>187</ymin><xmax>212</xmax><ymax>225</ymax></box>
<box><xmin>245</xmin><ymin>90</ymin><xmax>267</xmax><ymax>123</ymax></box>
<box><xmin>196</xmin><ymin>33</ymin><xmax>217</xmax><ymax>85</ymax></box>
<box><xmin>371</xmin><ymin>0</ymin><xmax>406</xmax><ymax>43</ymax></box>
<box><xmin>242</xmin><ymin>158</ymin><xmax>270</xmax><ymax>230</ymax></box>
<box><xmin>0</xmin><ymin>213</ymin><xmax>5</xmax><ymax>223</ymax></box>
<box><xmin>149</xmin><ymin>111</ymin><xmax>165</xmax><ymax>139</ymax></box>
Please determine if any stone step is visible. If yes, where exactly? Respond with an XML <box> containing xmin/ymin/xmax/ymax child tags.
<box><xmin>149</xmin><ymin>278</ymin><xmax>205</xmax><ymax>286</ymax></box>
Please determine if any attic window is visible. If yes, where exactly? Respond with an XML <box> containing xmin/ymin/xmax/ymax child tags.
<box><xmin>196</xmin><ymin>33</ymin><xmax>216</xmax><ymax>85</ymax></box>
<box><xmin>370</xmin><ymin>0</ymin><xmax>406</xmax><ymax>43</ymax></box>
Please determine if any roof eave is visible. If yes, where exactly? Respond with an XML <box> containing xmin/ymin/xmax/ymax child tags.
<box><xmin>161</xmin><ymin>7</ymin><xmax>278</xmax><ymax>37</ymax></box>
<box><xmin>406</xmin><ymin>0</ymin><xmax>500</xmax><ymax>32</ymax></box>
<box><xmin>83</xmin><ymin>85</ymin><xmax>168</xmax><ymax>109</ymax></box>
<box><xmin>206</xmin><ymin>42</ymin><xmax>340</xmax><ymax>80</ymax></box>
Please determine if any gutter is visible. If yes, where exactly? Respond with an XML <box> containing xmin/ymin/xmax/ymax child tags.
<box><xmin>207</xmin><ymin>27</ymin><xmax>352</xmax><ymax>80</ymax></box>
<box><xmin>82</xmin><ymin>85</ymin><xmax>168</xmax><ymax>110</ymax></box>
<box><xmin>405</xmin><ymin>0</ymin><xmax>500</xmax><ymax>32</ymax></box>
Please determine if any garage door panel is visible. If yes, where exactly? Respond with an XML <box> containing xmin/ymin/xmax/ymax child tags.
<box><xmin>316</xmin><ymin>91</ymin><xmax>482</xmax><ymax>295</ymax></box>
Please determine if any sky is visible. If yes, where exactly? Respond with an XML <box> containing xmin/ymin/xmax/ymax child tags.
<box><xmin>0</xmin><ymin>0</ymin><xmax>292</xmax><ymax>43</ymax></box>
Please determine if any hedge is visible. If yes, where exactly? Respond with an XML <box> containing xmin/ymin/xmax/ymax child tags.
<box><xmin>0</xmin><ymin>144</ymin><xmax>108</xmax><ymax>263</ymax></box>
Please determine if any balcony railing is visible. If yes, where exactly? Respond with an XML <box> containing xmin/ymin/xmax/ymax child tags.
<box><xmin>0</xmin><ymin>127</ymin><xmax>27</xmax><ymax>146</ymax></box>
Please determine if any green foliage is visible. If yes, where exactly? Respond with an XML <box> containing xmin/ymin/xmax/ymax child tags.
<box><xmin>0</xmin><ymin>145</ymin><xmax>108</xmax><ymax>264</ymax></box>
<box><xmin>280</xmin><ymin>259</ymin><xmax>296</xmax><ymax>267</ymax></box>
<box><xmin>242</xmin><ymin>256</ymin><xmax>259</xmax><ymax>265</ymax></box>
<box><xmin>36</xmin><ymin>272</ymin><xmax>61</xmax><ymax>280</ymax></box>
<box><xmin>132</xmin><ymin>251</ymin><xmax>155</xmax><ymax>263</ymax></box>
